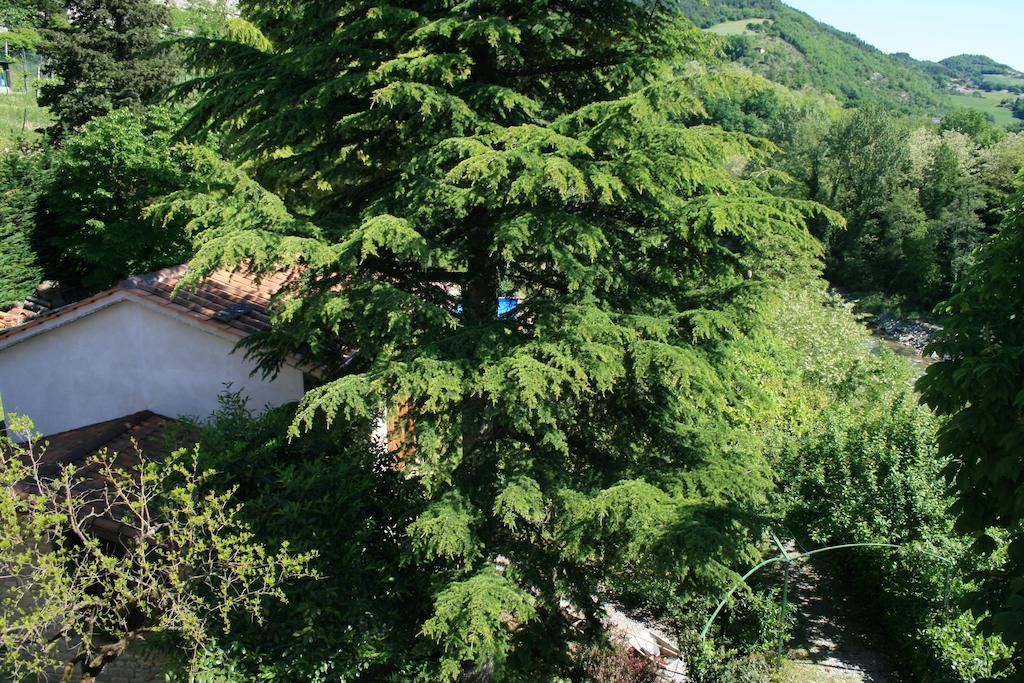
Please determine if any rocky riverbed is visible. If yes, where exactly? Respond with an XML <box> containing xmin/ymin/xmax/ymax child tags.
<box><xmin>867</xmin><ymin>313</ymin><xmax>941</xmax><ymax>354</ymax></box>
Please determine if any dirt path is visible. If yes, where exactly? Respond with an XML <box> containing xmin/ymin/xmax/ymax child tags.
<box><xmin>782</xmin><ymin>557</ymin><xmax>893</xmax><ymax>683</ymax></box>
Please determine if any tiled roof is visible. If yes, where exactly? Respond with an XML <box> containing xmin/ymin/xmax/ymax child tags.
<box><xmin>10</xmin><ymin>411</ymin><xmax>193</xmax><ymax>542</ymax></box>
<box><xmin>0</xmin><ymin>306</ymin><xmax>35</xmax><ymax>329</ymax></box>
<box><xmin>122</xmin><ymin>265</ymin><xmax>291</xmax><ymax>336</ymax></box>
<box><xmin>0</xmin><ymin>289</ymin><xmax>121</xmax><ymax>343</ymax></box>
<box><xmin>0</xmin><ymin>265</ymin><xmax>293</xmax><ymax>344</ymax></box>
<box><xmin>0</xmin><ymin>294</ymin><xmax>50</xmax><ymax>330</ymax></box>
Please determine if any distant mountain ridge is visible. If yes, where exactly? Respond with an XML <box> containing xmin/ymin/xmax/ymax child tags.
<box><xmin>936</xmin><ymin>54</ymin><xmax>1023</xmax><ymax>88</ymax></box>
<box><xmin>674</xmin><ymin>0</ymin><xmax>1023</xmax><ymax>117</ymax></box>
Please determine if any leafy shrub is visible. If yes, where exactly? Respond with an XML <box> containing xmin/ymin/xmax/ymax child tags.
<box><xmin>39</xmin><ymin>106</ymin><xmax>217</xmax><ymax>290</ymax></box>
<box><xmin>180</xmin><ymin>392</ymin><xmax>434</xmax><ymax>681</ymax></box>
<box><xmin>780</xmin><ymin>392</ymin><xmax>1015</xmax><ymax>680</ymax></box>
<box><xmin>0</xmin><ymin>413</ymin><xmax>312</xmax><ymax>681</ymax></box>
<box><xmin>921</xmin><ymin>611</ymin><xmax>1015</xmax><ymax>682</ymax></box>
<box><xmin>681</xmin><ymin>635</ymin><xmax>774</xmax><ymax>683</ymax></box>
<box><xmin>580</xmin><ymin>645</ymin><xmax>660</xmax><ymax>683</ymax></box>
<box><xmin>746</xmin><ymin>285</ymin><xmax>1015</xmax><ymax>679</ymax></box>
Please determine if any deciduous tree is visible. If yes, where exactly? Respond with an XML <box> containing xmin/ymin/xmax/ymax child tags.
<box><xmin>919</xmin><ymin>178</ymin><xmax>1024</xmax><ymax>658</ymax></box>
<box><xmin>40</xmin><ymin>106</ymin><xmax>214</xmax><ymax>290</ymax></box>
<box><xmin>941</xmin><ymin>107</ymin><xmax>1006</xmax><ymax>148</ymax></box>
<box><xmin>0</xmin><ymin>414</ymin><xmax>313</xmax><ymax>681</ymax></box>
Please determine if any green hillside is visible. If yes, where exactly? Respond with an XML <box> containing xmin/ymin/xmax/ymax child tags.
<box><xmin>982</xmin><ymin>74</ymin><xmax>1024</xmax><ymax>91</ymax></box>
<box><xmin>948</xmin><ymin>91</ymin><xmax>1019</xmax><ymax>128</ymax></box>
<box><xmin>677</xmin><ymin>1</ymin><xmax>1024</xmax><ymax>129</ymax></box>
<box><xmin>677</xmin><ymin>0</ymin><xmax>945</xmax><ymax>113</ymax></box>
<box><xmin>705</xmin><ymin>17</ymin><xmax>767</xmax><ymax>36</ymax></box>
<box><xmin>941</xmin><ymin>54</ymin><xmax>1024</xmax><ymax>88</ymax></box>
<box><xmin>675</xmin><ymin>0</ymin><xmax>778</xmax><ymax>27</ymax></box>
<box><xmin>0</xmin><ymin>92</ymin><xmax>49</xmax><ymax>142</ymax></box>
<box><xmin>0</xmin><ymin>54</ymin><xmax>50</xmax><ymax>143</ymax></box>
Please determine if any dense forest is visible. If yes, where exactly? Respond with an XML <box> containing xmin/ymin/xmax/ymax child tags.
<box><xmin>0</xmin><ymin>1</ymin><xmax>1022</xmax><ymax>681</ymax></box>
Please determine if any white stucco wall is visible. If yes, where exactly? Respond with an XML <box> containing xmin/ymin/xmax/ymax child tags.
<box><xmin>0</xmin><ymin>298</ymin><xmax>305</xmax><ymax>436</ymax></box>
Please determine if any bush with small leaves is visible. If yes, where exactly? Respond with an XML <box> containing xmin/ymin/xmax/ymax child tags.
<box><xmin>0</xmin><ymin>413</ymin><xmax>314</xmax><ymax>682</ymax></box>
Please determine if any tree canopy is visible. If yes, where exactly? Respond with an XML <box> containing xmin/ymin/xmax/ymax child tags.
<box><xmin>158</xmin><ymin>1</ymin><xmax>832</xmax><ymax>677</ymax></box>
<box><xmin>39</xmin><ymin>0</ymin><xmax>175</xmax><ymax>141</ymax></box>
<box><xmin>2</xmin><ymin>0</ymin><xmax>1020</xmax><ymax>679</ymax></box>
<box><xmin>38</xmin><ymin>106</ymin><xmax>214</xmax><ymax>290</ymax></box>
<box><xmin>919</xmin><ymin>177</ymin><xmax>1024</xmax><ymax>655</ymax></box>
<box><xmin>0</xmin><ymin>150</ymin><xmax>46</xmax><ymax>308</ymax></box>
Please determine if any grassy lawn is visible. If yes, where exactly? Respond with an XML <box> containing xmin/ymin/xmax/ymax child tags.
<box><xmin>981</xmin><ymin>73</ymin><xmax>1024</xmax><ymax>90</ymax></box>
<box><xmin>706</xmin><ymin>17</ymin><xmax>769</xmax><ymax>36</ymax></box>
<box><xmin>0</xmin><ymin>56</ymin><xmax>50</xmax><ymax>143</ymax></box>
<box><xmin>947</xmin><ymin>90</ymin><xmax>1018</xmax><ymax>128</ymax></box>
<box><xmin>0</xmin><ymin>91</ymin><xmax>49</xmax><ymax>142</ymax></box>
<box><xmin>776</xmin><ymin>659</ymin><xmax>859</xmax><ymax>682</ymax></box>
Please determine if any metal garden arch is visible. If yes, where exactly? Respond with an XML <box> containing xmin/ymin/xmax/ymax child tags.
<box><xmin>701</xmin><ymin>533</ymin><xmax>954</xmax><ymax>668</ymax></box>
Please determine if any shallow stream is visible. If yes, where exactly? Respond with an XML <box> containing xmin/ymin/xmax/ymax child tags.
<box><xmin>872</xmin><ymin>335</ymin><xmax>936</xmax><ymax>377</ymax></box>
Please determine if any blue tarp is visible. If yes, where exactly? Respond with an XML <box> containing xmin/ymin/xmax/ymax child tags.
<box><xmin>454</xmin><ymin>298</ymin><xmax>519</xmax><ymax>316</ymax></box>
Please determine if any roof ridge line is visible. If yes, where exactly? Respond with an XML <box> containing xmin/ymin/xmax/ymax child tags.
<box><xmin>121</xmin><ymin>264</ymin><xmax>190</xmax><ymax>289</ymax></box>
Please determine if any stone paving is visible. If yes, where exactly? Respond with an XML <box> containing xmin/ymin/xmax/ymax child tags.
<box><xmin>785</xmin><ymin>557</ymin><xmax>891</xmax><ymax>683</ymax></box>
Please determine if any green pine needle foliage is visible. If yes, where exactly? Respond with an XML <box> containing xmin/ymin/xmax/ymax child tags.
<box><xmin>0</xmin><ymin>149</ymin><xmax>46</xmax><ymax>308</ymax></box>
<box><xmin>39</xmin><ymin>0</ymin><xmax>177</xmax><ymax>141</ymax></box>
<box><xmin>157</xmin><ymin>1</ymin><xmax>839</xmax><ymax>677</ymax></box>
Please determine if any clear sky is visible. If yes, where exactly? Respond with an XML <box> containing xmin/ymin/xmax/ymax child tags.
<box><xmin>783</xmin><ymin>0</ymin><xmax>1024</xmax><ymax>70</ymax></box>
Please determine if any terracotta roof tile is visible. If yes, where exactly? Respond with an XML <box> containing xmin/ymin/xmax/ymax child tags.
<box><xmin>34</xmin><ymin>411</ymin><xmax>186</xmax><ymax>467</ymax></box>
<box><xmin>0</xmin><ymin>290</ymin><xmax>121</xmax><ymax>343</ymax></box>
<box><xmin>122</xmin><ymin>265</ymin><xmax>292</xmax><ymax>335</ymax></box>
<box><xmin>0</xmin><ymin>265</ymin><xmax>295</xmax><ymax>344</ymax></box>
<box><xmin>0</xmin><ymin>306</ymin><xmax>37</xmax><ymax>329</ymax></box>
